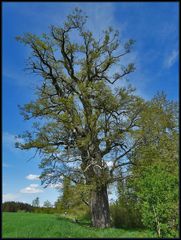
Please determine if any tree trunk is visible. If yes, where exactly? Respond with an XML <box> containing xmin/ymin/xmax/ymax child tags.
<box><xmin>90</xmin><ymin>185</ymin><xmax>110</xmax><ymax>228</ymax></box>
<box><xmin>153</xmin><ymin>205</ymin><xmax>161</xmax><ymax>237</ymax></box>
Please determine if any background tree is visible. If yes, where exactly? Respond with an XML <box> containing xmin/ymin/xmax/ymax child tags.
<box><xmin>32</xmin><ymin>197</ymin><xmax>40</xmax><ymax>208</ymax></box>
<box><xmin>55</xmin><ymin>176</ymin><xmax>89</xmax><ymax>218</ymax></box>
<box><xmin>43</xmin><ymin>200</ymin><xmax>52</xmax><ymax>208</ymax></box>
<box><xmin>16</xmin><ymin>8</ymin><xmax>145</xmax><ymax>228</ymax></box>
<box><xmin>110</xmin><ymin>167</ymin><xmax>143</xmax><ymax>228</ymax></box>
<box><xmin>127</xmin><ymin>93</ymin><xmax>179</xmax><ymax>237</ymax></box>
<box><xmin>55</xmin><ymin>177</ymin><xmax>72</xmax><ymax>212</ymax></box>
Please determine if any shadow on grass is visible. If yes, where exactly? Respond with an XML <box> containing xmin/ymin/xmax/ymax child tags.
<box><xmin>76</xmin><ymin>219</ymin><xmax>91</xmax><ymax>228</ymax></box>
<box><xmin>56</xmin><ymin>214</ymin><xmax>91</xmax><ymax>228</ymax></box>
<box><xmin>55</xmin><ymin>215</ymin><xmax>150</xmax><ymax>234</ymax></box>
<box><xmin>55</xmin><ymin>215</ymin><xmax>71</xmax><ymax>222</ymax></box>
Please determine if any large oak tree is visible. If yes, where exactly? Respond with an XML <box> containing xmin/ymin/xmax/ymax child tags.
<box><xmin>16</xmin><ymin>8</ymin><xmax>144</xmax><ymax>228</ymax></box>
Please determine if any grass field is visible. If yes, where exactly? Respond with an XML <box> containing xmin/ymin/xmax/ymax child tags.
<box><xmin>2</xmin><ymin>212</ymin><xmax>155</xmax><ymax>238</ymax></box>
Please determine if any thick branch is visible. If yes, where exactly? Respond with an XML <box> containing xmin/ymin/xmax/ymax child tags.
<box><xmin>109</xmin><ymin>138</ymin><xmax>142</xmax><ymax>177</ymax></box>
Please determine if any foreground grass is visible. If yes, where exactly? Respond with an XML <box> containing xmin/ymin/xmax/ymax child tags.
<box><xmin>3</xmin><ymin>212</ymin><xmax>155</xmax><ymax>238</ymax></box>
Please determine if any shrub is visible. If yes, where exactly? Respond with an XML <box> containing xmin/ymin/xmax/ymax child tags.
<box><xmin>135</xmin><ymin>164</ymin><xmax>179</xmax><ymax>238</ymax></box>
<box><xmin>110</xmin><ymin>200</ymin><xmax>143</xmax><ymax>229</ymax></box>
<box><xmin>33</xmin><ymin>207</ymin><xmax>56</xmax><ymax>214</ymax></box>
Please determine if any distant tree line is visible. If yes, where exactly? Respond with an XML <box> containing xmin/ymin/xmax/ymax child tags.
<box><xmin>2</xmin><ymin>201</ymin><xmax>34</xmax><ymax>212</ymax></box>
<box><xmin>2</xmin><ymin>199</ymin><xmax>55</xmax><ymax>214</ymax></box>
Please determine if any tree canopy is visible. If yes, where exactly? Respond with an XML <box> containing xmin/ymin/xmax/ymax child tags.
<box><xmin>16</xmin><ymin>8</ymin><xmax>143</xmax><ymax>189</ymax></box>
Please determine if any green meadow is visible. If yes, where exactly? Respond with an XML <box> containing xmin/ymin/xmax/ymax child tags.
<box><xmin>2</xmin><ymin>212</ymin><xmax>155</xmax><ymax>238</ymax></box>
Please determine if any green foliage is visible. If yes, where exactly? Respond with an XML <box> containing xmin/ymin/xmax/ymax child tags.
<box><xmin>135</xmin><ymin>163</ymin><xmax>178</xmax><ymax>238</ymax></box>
<box><xmin>111</xmin><ymin>172</ymin><xmax>143</xmax><ymax>229</ymax></box>
<box><xmin>110</xmin><ymin>199</ymin><xmax>143</xmax><ymax>229</ymax></box>
<box><xmin>33</xmin><ymin>207</ymin><xmax>56</xmax><ymax>214</ymax></box>
<box><xmin>15</xmin><ymin>8</ymin><xmax>140</xmax><ymax>192</ymax></box>
<box><xmin>55</xmin><ymin>177</ymin><xmax>72</xmax><ymax>212</ymax></box>
<box><xmin>55</xmin><ymin>177</ymin><xmax>89</xmax><ymax>219</ymax></box>
<box><xmin>128</xmin><ymin>93</ymin><xmax>179</xmax><ymax>238</ymax></box>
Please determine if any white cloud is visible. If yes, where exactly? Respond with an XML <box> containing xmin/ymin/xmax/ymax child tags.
<box><xmin>48</xmin><ymin>183</ymin><xmax>63</xmax><ymax>189</ymax></box>
<box><xmin>20</xmin><ymin>184</ymin><xmax>43</xmax><ymax>194</ymax></box>
<box><xmin>3</xmin><ymin>193</ymin><xmax>19</xmax><ymax>202</ymax></box>
<box><xmin>30</xmin><ymin>184</ymin><xmax>39</xmax><ymax>187</ymax></box>
<box><xmin>26</xmin><ymin>174</ymin><xmax>40</xmax><ymax>181</ymax></box>
<box><xmin>164</xmin><ymin>50</ymin><xmax>178</xmax><ymax>68</ymax></box>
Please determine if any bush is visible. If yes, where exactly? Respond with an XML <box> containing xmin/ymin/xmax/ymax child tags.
<box><xmin>135</xmin><ymin>164</ymin><xmax>179</xmax><ymax>238</ymax></box>
<box><xmin>17</xmin><ymin>210</ymin><xmax>26</xmax><ymax>213</ymax></box>
<box><xmin>110</xmin><ymin>200</ymin><xmax>143</xmax><ymax>229</ymax></box>
<box><xmin>33</xmin><ymin>207</ymin><xmax>56</xmax><ymax>214</ymax></box>
<box><xmin>81</xmin><ymin>209</ymin><xmax>91</xmax><ymax>221</ymax></box>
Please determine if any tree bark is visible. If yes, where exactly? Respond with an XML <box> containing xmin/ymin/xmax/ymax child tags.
<box><xmin>90</xmin><ymin>184</ymin><xmax>110</xmax><ymax>228</ymax></box>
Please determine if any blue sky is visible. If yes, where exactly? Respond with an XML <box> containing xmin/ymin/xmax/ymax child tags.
<box><xmin>2</xmin><ymin>2</ymin><xmax>179</xmax><ymax>205</ymax></box>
